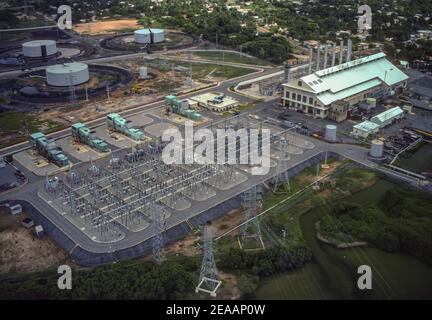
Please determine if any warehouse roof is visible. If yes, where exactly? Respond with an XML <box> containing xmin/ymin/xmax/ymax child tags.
<box><xmin>370</xmin><ymin>106</ymin><xmax>404</xmax><ymax>125</ymax></box>
<box><xmin>353</xmin><ymin>120</ymin><xmax>380</xmax><ymax>132</ymax></box>
<box><xmin>284</xmin><ymin>52</ymin><xmax>409</xmax><ymax>106</ymax></box>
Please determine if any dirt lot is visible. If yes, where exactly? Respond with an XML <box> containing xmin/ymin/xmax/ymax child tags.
<box><xmin>0</xmin><ymin>208</ymin><xmax>71</xmax><ymax>274</ymax></box>
<box><xmin>74</xmin><ymin>19</ymin><xmax>142</xmax><ymax>35</ymax></box>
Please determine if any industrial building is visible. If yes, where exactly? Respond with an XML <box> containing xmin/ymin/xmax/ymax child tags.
<box><xmin>134</xmin><ymin>28</ymin><xmax>165</xmax><ymax>44</ymax></box>
<box><xmin>370</xmin><ymin>106</ymin><xmax>404</xmax><ymax>127</ymax></box>
<box><xmin>22</xmin><ymin>40</ymin><xmax>57</xmax><ymax>58</ymax></box>
<box><xmin>282</xmin><ymin>52</ymin><xmax>409</xmax><ymax>122</ymax></box>
<box><xmin>191</xmin><ymin>93</ymin><xmax>239</xmax><ymax>112</ymax></box>
<box><xmin>351</xmin><ymin>106</ymin><xmax>405</xmax><ymax>139</ymax></box>
<box><xmin>45</xmin><ymin>63</ymin><xmax>90</xmax><ymax>87</ymax></box>
<box><xmin>351</xmin><ymin>121</ymin><xmax>380</xmax><ymax>139</ymax></box>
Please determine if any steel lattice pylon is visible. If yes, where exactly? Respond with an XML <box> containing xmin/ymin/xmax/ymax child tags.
<box><xmin>272</xmin><ymin>135</ymin><xmax>291</xmax><ymax>193</ymax></box>
<box><xmin>195</xmin><ymin>222</ymin><xmax>221</xmax><ymax>297</ymax></box>
<box><xmin>151</xmin><ymin>204</ymin><xmax>166</xmax><ymax>265</ymax></box>
<box><xmin>239</xmin><ymin>185</ymin><xmax>265</xmax><ymax>250</ymax></box>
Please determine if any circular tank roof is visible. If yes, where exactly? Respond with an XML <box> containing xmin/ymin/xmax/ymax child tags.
<box><xmin>23</xmin><ymin>40</ymin><xmax>56</xmax><ymax>47</ymax></box>
<box><xmin>46</xmin><ymin>62</ymin><xmax>88</xmax><ymax>74</ymax></box>
<box><xmin>371</xmin><ymin>139</ymin><xmax>384</xmax><ymax>145</ymax></box>
<box><xmin>326</xmin><ymin>125</ymin><xmax>337</xmax><ymax>129</ymax></box>
<box><xmin>134</xmin><ymin>28</ymin><xmax>164</xmax><ymax>35</ymax></box>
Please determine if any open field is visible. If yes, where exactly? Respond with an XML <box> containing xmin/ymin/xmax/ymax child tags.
<box><xmin>191</xmin><ymin>51</ymin><xmax>274</xmax><ymax>66</ymax></box>
<box><xmin>0</xmin><ymin>112</ymin><xmax>65</xmax><ymax>149</ymax></box>
<box><xmin>0</xmin><ymin>208</ymin><xmax>71</xmax><ymax>274</ymax></box>
<box><xmin>74</xmin><ymin>19</ymin><xmax>142</xmax><ymax>35</ymax></box>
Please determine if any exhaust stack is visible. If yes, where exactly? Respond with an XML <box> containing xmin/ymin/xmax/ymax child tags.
<box><xmin>347</xmin><ymin>38</ymin><xmax>352</xmax><ymax>62</ymax></box>
<box><xmin>331</xmin><ymin>42</ymin><xmax>336</xmax><ymax>66</ymax></box>
<box><xmin>323</xmin><ymin>45</ymin><xmax>328</xmax><ymax>69</ymax></box>
<box><xmin>308</xmin><ymin>47</ymin><xmax>313</xmax><ymax>74</ymax></box>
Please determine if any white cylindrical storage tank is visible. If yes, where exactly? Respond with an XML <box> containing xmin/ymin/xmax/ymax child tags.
<box><xmin>324</xmin><ymin>125</ymin><xmax>337</xmax><ymax>142</ymax></box>
<box><xmin>46</xmin><ymin>63</ymin><xmax>90</xmax><ymax>87</ymax></box>
<box><xmin>370</xmin><ymin>139</ymin><xmax>384</xmax><ymax>158</ymax></box>
<box><xmin>134</xmin><ymin>29</ymin><xmax>151</xmax><ymax>44</ymax></box>
<box><xmin>139</xmin><ymin>66</ymin><xmax>148</xmax><ymax>79</ymax></box>
<box><xmin>22</xmin><ymin>40</ymin><xmax>57</xmax><ymax>58</ymax></box>
<box><xmin>150</xmin><ymin>28</ymin><xmax>165</xmax><ymax>43</ymax></box>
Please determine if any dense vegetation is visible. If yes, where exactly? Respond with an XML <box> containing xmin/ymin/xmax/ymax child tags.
<box><xmin>219</xmin><ymin>245</ymin><xmax>313</xmax><ymax>276</ymax></box>
<box><xmin>0</xmin><ymin>256</ymin><xmax>199</xmax><ymax>299</ymax></box>
<box><xmin>319</xmin><ymin>187</ymin><xmax>432</xmax><ymax>265</ymax></box>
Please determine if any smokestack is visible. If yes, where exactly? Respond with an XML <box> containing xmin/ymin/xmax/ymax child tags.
<box><xmin>332</xmin><ymin>42</ymin><xmax>336</xmax><ymax>67</ymax></box>
<box><xmin>316</xmin><ymin>46</ymin><xmax>321</xmax><ymax>71</ymax></box>
<box><xmin>284</xmin><ymin>63</ymin><xmax>291</xmax><ymax>82</ymax></box>
<box><xmin>323</xmin><ymin>45</ymin><xmax>328</xmax><ymax>69</ymax></box>
<box><xmin>347</xmin><ymin>38</ymin><xmax>352</xmax><ymax>62</ymax></box>
<box><xmin>339</xmin><ymin>40</ymin><xmax>344</xmax><ymax>64</ymax></box>
<box><xmin>308</xmin><ymin>47</ymin><xmax>313</xmax><ymax>74</ymax></box>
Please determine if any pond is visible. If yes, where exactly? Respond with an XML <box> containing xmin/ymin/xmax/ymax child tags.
<box><xmin>254</xmin><ymin>179</ymin><xmax>432</xmax><ymax>300</ymax></box>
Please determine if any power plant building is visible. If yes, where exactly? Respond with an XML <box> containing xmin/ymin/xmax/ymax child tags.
<box><xmin>282</xmin><ymin>52</ymin><xmax>409</xmax><ymax>121</ymax></box>
<box><xmin>45</xmin><ymin>63</ymin><xmax>90</xmax><ymax>87</ymax></box>
<box><xmin>22</xmin><ymin>40</ymin><xmax>57</xmax><ymax>58</ymax></box>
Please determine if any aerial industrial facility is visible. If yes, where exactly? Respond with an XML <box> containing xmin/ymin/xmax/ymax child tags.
<box><xmin>0</xmin><ymin>1</ymin><xmax>431</xmax><ymax>302</ymax></box>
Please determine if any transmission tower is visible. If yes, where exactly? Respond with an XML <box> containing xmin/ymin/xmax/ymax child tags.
<box><xmin>195</xmin><ymin>222</ymin><xmax>221</xmax><ymax>297</ymax></box>
<box><xmin>151</xmin><ymin>203</ymin><xmax>166</xmax><ymax>265</ymax></box>
<box><xmin>272</xmin><ymin>134</ymin><xmax>291</xmax><ymax>193</ymax></box>
<box><xmin>239</xmin><ymin>185</ymin><xmax>265</xmax><ymax>250</ymax></box>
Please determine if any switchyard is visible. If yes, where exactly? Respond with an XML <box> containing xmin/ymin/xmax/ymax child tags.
<box><xmin>30</xmin><ymin>113</ymin><xmax>321</xmax><ymax>263</ymax></box>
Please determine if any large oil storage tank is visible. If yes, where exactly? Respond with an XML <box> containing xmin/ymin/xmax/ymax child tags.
<box><xmin>22</xmin><ymin>40</ymin><xmax>57</xmax><ymax>58</ymax></box>
<box><xmin>134</xmin><ymin>29</ymin><xmax>151</xmax><ymax>44</ymax></box>
<box><xmin>370</xmin><ymin>139</ymin><xmax>384</xmax><ymax>158</ymax></box>
<box><xmin>46</xmin><ymin>63</ymin><xmax>90</xmax><ymax>87</ymax></box>
<box><xmin>150</xmin><ymin>28</ymin><xmax>165</xmax><ymax>43</ymax></box>
<box><xmin>134</xmin><ymin>28</ymin><xmax>165</xmax><ymax>44</ymax></box>
<box><xmin>324</xmin><ymin>125</ymin><xmax>337</xmax><ymax>142</ymax></box>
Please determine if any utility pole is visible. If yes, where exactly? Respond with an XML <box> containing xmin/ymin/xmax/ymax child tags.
<box><xmin>195</xmin><ymin>222</ymin><xmax>221</xmax><ymax>297</ymax></box>
<box><xmin>151</xmin><ymin>203</ymin><xmax>166</xmax><ymax>265</ymax></box>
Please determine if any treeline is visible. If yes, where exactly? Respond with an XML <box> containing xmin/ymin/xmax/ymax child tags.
<box><xmin>0</xmin><ymin>256</ymin><xmax>199</xmax><ymax>300</ymax></box>
<box><xmin>320</xmin><ymin>187</ymin><xmax>432</xmax><ymax>265</ymax></box>
<box><xmin>219</xmin><ymin>245</ymin><xmax>313</xmax><ymax>276</ymax></box>
<box><xmin>0</xmin><ymin>244</ymin><xmax>312</xmax><ymax>299</ymax></box>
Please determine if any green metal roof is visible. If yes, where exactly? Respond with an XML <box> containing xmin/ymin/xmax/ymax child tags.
<box><xmin>353</xmin><ymin>120</ymin><xmax>380</xmax><ymax>132</ymax></box>
<box><xmin>297</xmin><ymin>52</ymin><xmax>408</xmax><ymax>106</ymax></box>
<box><xmin>317</xmin><ymin>79</ymin><xmax>382</xmax><ymax>106</ymax></box>
<box><xmin>370</xmin><ymin>106</ymin><xmax>404</xmax><ymax>124</ymax></box>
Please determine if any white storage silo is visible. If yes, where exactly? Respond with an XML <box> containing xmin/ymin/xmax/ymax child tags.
<box><xmin>22</xmin><ymin>40</ymin><xmax>57</xmax><ymax>58</ymax></box>
<box><xmin>139</xmin><ymin>66</ymin><xmax>148</xmax><ymax>79</ymax></box>
<box><xmin>46</xmin><ymin>63</ymin><xmax>90</xmax><ymax>87</ymax></box>
<box><xmin>324</xmin><ymin>125</ymin><xmax>337</xmax><ymax>142</ymax></box>
<box><xmin>370</xmin><ymin>139</ymin><xmax>384</xmax><ymax>158</ymax></box>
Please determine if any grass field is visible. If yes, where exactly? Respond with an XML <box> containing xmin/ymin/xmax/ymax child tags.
<box><xmin>149</xmin><ymin>59</ymin><xmax>256</xmax><ymax>80</ymax></box>
<box><xmin>0</xmin><ymin>112</ymin><xmax>64</xmax><ymax>148</ymax></box>
<box><xmin>193</xmin><ymin>51</ymin><xmax>274</xmax><ymax>66</ymax></box>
